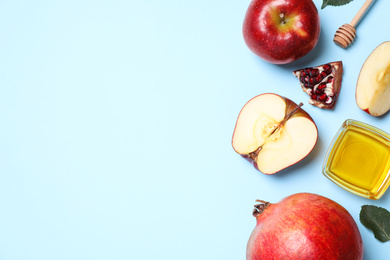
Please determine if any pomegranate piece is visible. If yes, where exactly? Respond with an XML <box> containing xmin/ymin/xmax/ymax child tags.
<box><xmin>293</xmin><ymin>61</ymin><xmax>343</xmax><ymax>109</ymax></box>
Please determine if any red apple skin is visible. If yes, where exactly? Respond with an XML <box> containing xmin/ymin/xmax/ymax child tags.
<box><xmin>247</xmin><ymin>193</ymin><xmax>363</xmax><ymax>260</ymax></box>
<box><xmin>243</xmin><ymin>0</ymin><xmax>320</xmax><ymax>64</ymax></box>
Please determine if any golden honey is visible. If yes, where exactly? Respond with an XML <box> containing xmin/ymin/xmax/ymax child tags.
<box><xmin>323</xmin><ymin>119</ymin><xmax>390</xmax><ymax>199</ymax></box>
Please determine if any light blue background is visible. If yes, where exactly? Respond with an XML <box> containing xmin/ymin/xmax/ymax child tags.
<box><xmin>1</xmin><ymin>0</ymin><xmax>389</xmax><ymax>259</ymax></box>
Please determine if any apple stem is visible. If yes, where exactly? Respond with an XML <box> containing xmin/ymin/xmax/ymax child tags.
<box><xmin>280</xmin><ymin>13</ymin><xmax>286</xmax><ymax>24</ymax></box>
<box><xmin>284</xmin><ymin>102</ymin><xmax>303</xmax><ymax>122</ymax></box>
<box><xmin>253</xmin><ymin>200</ymin><xmax>271</xmax><ymax>217</ymax></box>
<box><xmin>273</xmin><ymin>102</ymin><xmax>303</xmax><ymax>135</ymax></box>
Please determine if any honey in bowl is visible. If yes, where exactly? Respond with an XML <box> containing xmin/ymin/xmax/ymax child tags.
<box><xmin>323</xmin><ymin>119</ymin><xmax>390</xmax><ymax>200</ymax></box>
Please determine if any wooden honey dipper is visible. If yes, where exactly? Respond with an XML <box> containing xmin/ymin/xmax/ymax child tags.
<box><xmin>333</xmin><ymin>0</ymin><xmax>374</xmax><ymax>48</ymax></box>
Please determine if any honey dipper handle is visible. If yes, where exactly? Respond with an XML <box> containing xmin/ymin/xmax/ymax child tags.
<box><xmin>350</xmin><ymin>0</ymin><xmax>374</xmax><ymax>28</ymax></box>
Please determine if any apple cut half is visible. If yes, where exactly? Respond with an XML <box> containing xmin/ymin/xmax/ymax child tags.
<box><xmin>232</xmin><ymin>93</ymin><xmax>318</xmax><ymax>174</ymax></box>
<box><xmin>356</xmin><ymin>41</ymin><xmax>390</xmax><ymax>116</ymax></box>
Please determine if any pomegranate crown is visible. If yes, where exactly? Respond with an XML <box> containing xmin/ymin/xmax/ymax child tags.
<box><xmin>252</xmin><ymin>200</ymin><xmax>270</xmax><ymax>217</ymax></box>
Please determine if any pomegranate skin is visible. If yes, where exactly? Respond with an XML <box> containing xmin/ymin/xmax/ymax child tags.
<box><xmin>247</xmin><ymin>193</ymin><xmax>363</xmax><ymax>260</ymax></box>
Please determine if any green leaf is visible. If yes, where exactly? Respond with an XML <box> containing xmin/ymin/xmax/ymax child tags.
<box><xmin>321</xmin><ymin>0</ymin><xmax>355</xmax><ymax>9</ymax></box>
<box><xmin>360</xmin><ymin>205</ymin><xmax>390</xmax><ymax>243</ymax></box>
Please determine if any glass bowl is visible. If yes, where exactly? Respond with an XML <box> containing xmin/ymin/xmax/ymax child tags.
<box><xmin>322</xmin><ymin>119</ymin><xmax>390</xmax><ymax>200</ymax></box>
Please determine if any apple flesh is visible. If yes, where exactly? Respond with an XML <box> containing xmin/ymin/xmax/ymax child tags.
<box><xmin>242</xmin><ymin>0</ymin><xmax>320</xmax><ymax>64</ymax></box>
<box><xmin>356</xmin><ymin>41</ymin><xmax>390</xmax><ymax>116</ymax></box>
<box><xmin>247</xmin><ymin>193</ymin><xmax>364</xmax><ymax>259</ymax></box>
<box><xmin>232</xmin><ymin>93</ymin><xmax>318</xmax><ymax>174</ymax></box>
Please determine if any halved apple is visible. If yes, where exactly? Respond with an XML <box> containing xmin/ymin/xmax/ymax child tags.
<box><xmin>232</xmin><ymin>93</ymin><xmax>318</xmax><ymax>174</ymax></box>
<box><xmin>356</xmin><ymin>41</ymin><xmax>390</xmax><ymax>116</ymax></box>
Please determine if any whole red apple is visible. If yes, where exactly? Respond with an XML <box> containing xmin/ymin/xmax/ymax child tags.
<box><xmin>247</xmin><ymin>193</ymin><xmax>363</xmax><ymax>260</ymax></box>
<box><xmin>243</xmin><ymin>0</ymin><xmax>320</xmax><ymax>64</ymax></box>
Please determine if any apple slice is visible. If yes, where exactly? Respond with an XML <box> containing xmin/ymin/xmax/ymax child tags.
<box><xmin>356</xmin><ymin>42</ymin><xmax>390</xmax><ymax>116</ymax></box>
<box><xmin>232</xmin><ymin>93</ymin><xmax>318</xmax><ymax>174</ymax></box>
<box><xmin>293</xmin><ymin>61</ymin><xmax>343</xmax><ymax>109</ymax></box>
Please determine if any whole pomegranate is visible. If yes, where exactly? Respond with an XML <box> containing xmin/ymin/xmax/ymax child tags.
<box><xmin>247</xmin><ymin>193</ymin><xmax>363</xmax><ymax>260</ymax></box>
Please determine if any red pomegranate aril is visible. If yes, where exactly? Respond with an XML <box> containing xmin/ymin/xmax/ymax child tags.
<box><xmin>311</xmin><ymin>94</ymin><xmax>318</xmax><ymax>100</ymax></box>
<box><xmin>304</xmin><ymin>76</ymin><xmax>309</xmax><ymax>83</ymax></box>
<box><xmin>315</xmin><ymin>75</ymin><xmax>322</xmax><ymax>83</ymax></box>
<box><xmin>310</xmin><ymin>69</ymin><xmax>319</xmax><ymax>77</ymax></box>
<box><xmin>309</xmin><ymin>77</ymin><xmax>315</xmax><ymax>85</ymax></box>
<box><xmin>319</xmin><ymin>93</ymin><xmax>327</xmax><ymax>101</ymax></box>
<box><xmin>323</xmin><ymin>64</ymin><xmax>332</xmax><ymax>74</ymax></box>
<box><xmin>318</xmin><ymin>83</ymin><xmax>327</xmax><ymax>90</ymax></box>
<box><xmin>321</xmin><ymin>71</ymin><xmax>327</xmax><ymax>78</ymax></box>
<box><xmin>327</xmin><ymin>76</ymin><xmax>334</xmax><ymax>83</ymax></box>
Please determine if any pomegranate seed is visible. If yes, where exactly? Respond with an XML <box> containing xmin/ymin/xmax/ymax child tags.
<box><xmin>301</xmin><ymin>71</ymin><xmax>307</xmax><ymax>77</ymax></box>
<box><xmin>309</xmin><ymin>77</ymin><xmax>315</xmax><ymax>85</ymax></box>
<box><xmin>310</xmin><ymin>69</ymin><xmax>319</xmax><ymax>77</ymax></box>
<box><xmin>321</xmin><ymin>71</ymin><xmax>327</xmax><ymax>78</ymax></box>
<box><xmin>315</xmin><ymin>75</ymin><xmax>322</xmax><ymax>83</ymax></box>
<box><xmin>315</xmin><ymin>88</ymin><xmax>323</xmax><ymax>95</ymax></box>
<box><xmin>323</xmin><ymin>64</ymin><xmax>332</xmax><ymax>74</ymax></box>
<box><xmin>319</xmin><ymin>93</ymin><xmax>327</xmax><ymax>102</ymax></box>
<box><xmin>327</xmin><ymin>76</ymin><xmax>334</xmax><ymax>83</ymax></box>
<box><xmin>305</xmin><ymin>68</ymin><xmax>311</xmax><ymax>74</ymax></box>
<box><xmin>304</xmin><ymin>76</ymin><xmax>309</xmax><ymax>83</ymax></box>
<box><xmin>311</xmin><ymin>94</ymin><xmax>317</xmax><ymax>100</ymax></box>
<box><xmin>318</xmin><ymin>83</ymin><xmax>327</xmax><ymax>90</ymax></box>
